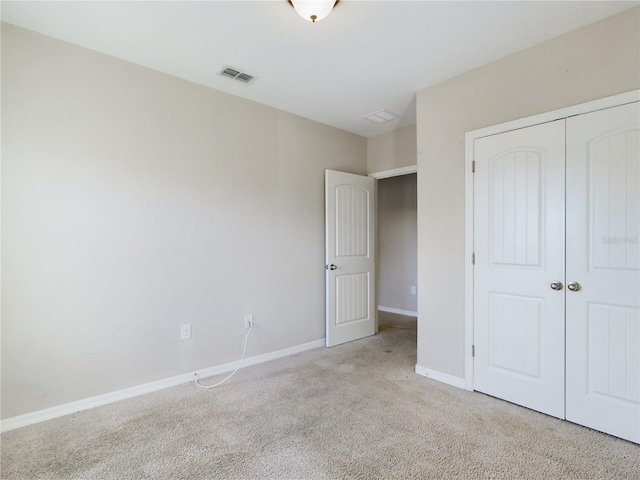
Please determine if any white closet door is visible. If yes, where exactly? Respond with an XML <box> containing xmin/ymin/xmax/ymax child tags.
<box><xmin>474</xmin><ymin>120</ymin><xmax>566</xmax><ymax>418</ymax></box>
<box><xmin>566</xmin><ymin>102</ymin><xmax>640</xmax><ymax>443</ymax></box>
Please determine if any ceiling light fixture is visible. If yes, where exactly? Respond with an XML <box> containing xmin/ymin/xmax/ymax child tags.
<box><xmin>288</xmin><ymin>0</ymin><xmax>338</xmax><ymax>23</ymax></box>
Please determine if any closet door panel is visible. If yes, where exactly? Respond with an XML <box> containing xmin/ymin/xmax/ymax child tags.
<box><xmin>566</xmin><ymin>101</ymin><xmax>640</xmax><ymax>444</ymax></box>
<box><xmin>474</xmin><ymin>120</ymin><xmax>566</xmax><ymax>419</ymax></box>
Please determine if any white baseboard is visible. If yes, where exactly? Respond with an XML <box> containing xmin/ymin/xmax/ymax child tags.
<box><xmin>0</xmin><ymin>338</ymin><xmax>325</xmax><ymax>433</ymax></box>
<box><xmin>378</xmin><ymin>306</ymin><xmax>417</xmax><ymax>317</ymax></box>
<box><xmin>415</xmin><ymin>365</ymin><xmax>466</xmax><ymax>390</ymax></box>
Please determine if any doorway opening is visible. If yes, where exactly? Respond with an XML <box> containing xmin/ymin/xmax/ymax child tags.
<box><xmin>376</xmin><ymin>173</ymin><xmax>417</xmax><ymax>319</ymax></box>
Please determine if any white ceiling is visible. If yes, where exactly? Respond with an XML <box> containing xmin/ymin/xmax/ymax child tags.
<box><xmin>2</xmin><ymin>1</ymin><xmax>636</xmax><ymax>137</ymax></box>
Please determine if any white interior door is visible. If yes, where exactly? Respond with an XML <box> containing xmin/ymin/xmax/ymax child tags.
<box><xmin>566</xmin><ymin>102</ymin><xmax>640</xmax><ymax>443</ymax></box>
<box><xmin>325</xmin><ymin>169</ymin><xmax>376</xmax><ymax>347</ymax></box>
<box><xmin>473</xmin><ymin>120</ymin><xmax>566</xmax><ymax>418</ymax></box>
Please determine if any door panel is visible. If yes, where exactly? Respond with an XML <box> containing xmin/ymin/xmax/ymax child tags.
<box><xmin>490</xmin><ymin>150</ymin><xmax>542</xmax><ymax>266</ymax></box>
<box><xmin>566</xmin><ymin>102</ymin><xmax>640</xmax><ymax>443</ymax></box>
<box><xmin>335</xmin><ymin>185</ymin><xmax>370</xmax><ymax>257</ymax></box>
<box><xmin>336</xmin><ymin>273</ymin><xmax>370</xmax><ymax>325</ymax></box>
<box><xmin>325</xmin><ymin>170</ymin><xmax>375</xmax><ymax>347</ymax></box>
<box><xmin>474</xmin><ymin>120</ymin><xmax>566</xmax><ymax>418</ymax></box>
<box><xmin>586</xmin><ymin>304</ymin><xmax>639</xmax><ymax>402</ymax></box>
<box><xmin>489</xmin><ymin>293</ymin><xmax>542</xmax><ymax>378</ymax></box>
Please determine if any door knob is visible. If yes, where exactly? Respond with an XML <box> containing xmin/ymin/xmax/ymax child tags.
<box><xmin>567</xmin><ymin>282</ymin><xmax>581</xmax><ymax>292</ymax></box>
<box><xmin>550</xmin><ymin>281</ymin><xmax>563</xmax><ymax>291</ymax></box>
<box><xmin>326</xmin><ymin>264</ymin><xmax>337</xmax><ymax>271</ymax></box>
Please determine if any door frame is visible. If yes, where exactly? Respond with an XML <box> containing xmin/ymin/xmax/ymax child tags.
<box><xmin>369</xmin><ymin>165</ymin><xmax>418</xmax><ymax>180</ymax></box>
<box><xmin>463</xmin><ymin>90</ymin><xmax>640</xmax><ymax>391</ymax></box>
<box><xmin>368</xmin><ymin>164</ymin><xmax>418</xmax><ymax>333</ymax></box>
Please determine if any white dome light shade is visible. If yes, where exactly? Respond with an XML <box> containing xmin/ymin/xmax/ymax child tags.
<box><xmin>291</xmin><ymin>0</ymin><xmax>337</xmax><ymax>23</ymax></box>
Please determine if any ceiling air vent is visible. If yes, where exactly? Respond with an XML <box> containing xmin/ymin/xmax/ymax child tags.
<box><xmin>364</xmin><ymin>109</ymin><xmax>397</xmax><ymax>124</ymax></box>
<box><xmin>219</xmin><ymin>66</ymin><xmax>255</xmax><ymax>84</ymax></box>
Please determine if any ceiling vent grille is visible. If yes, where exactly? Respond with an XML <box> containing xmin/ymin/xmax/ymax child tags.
<box><xmin>364</xmin><ymin>109</ymin><xmax>397</xmax><ymax>124</ymax></box>
<box><xmin>219</xmin><ymin>65</ymin><xmax>255</xmax><ymax>84</ymax></box>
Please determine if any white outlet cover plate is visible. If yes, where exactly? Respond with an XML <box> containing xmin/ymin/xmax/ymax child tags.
<box><xmin>181</xmin><ymin>324</ymin><xmax>191</xmax><ymax>340</ymax></box>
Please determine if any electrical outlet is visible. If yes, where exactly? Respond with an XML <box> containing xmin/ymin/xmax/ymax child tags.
<box><xmin>244</xmin><ymin>314</ymin><xmax>253</xmax><ymax>329</ymax></box>
<box><xmin>180</xmin><ymin>324</ymin><xmax>191</xmax><ymax>340</ymax></box>
<box><xmin>411</xmin><ymin>286</ymin><xmax>417</xmax><ymax>295</ymax></box>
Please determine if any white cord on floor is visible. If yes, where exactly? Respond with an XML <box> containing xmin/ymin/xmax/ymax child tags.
<box><xmin>193</xmin><ymin>325</ymin><xmax>252</xmax><ymax>389</ymax></box>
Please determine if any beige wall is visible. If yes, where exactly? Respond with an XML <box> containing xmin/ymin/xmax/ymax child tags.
<box><xmin>1</xmin><ymin>24</ymin><xmax>366</xmax><ymax>419</ymax></box>
<box><xmin>377</xmin><ymin>174</ymin><xmax>417</xmax><ymax>313</ymax></box>
<box><xmin>416</xmin><ymin>7</ymin><xmax>640</xmax><ymax>377</ymax></box>
<box><xmin>367</xmin><ymin>124</ymin><xmax>417</xmax><ymax>174</ymax></box>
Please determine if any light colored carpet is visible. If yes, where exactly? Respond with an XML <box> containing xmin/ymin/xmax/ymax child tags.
<box><xmin>1</xmin><ymin>312</ymin><xmax>639</xmax><ymax>479</ymax></box>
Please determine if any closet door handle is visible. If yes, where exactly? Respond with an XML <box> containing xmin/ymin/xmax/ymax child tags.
<box><xmin>550</xmin><ymin>281</ymin><xmax>563</xmax><ymax>291</ymax></box>
<box><xmin>567</xmin><ymin>282</ymin><xmax>581</xmax><ymax>292</ymax></box>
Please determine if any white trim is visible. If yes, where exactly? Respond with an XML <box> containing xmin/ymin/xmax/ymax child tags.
<box><xmin>368</xmin><ymin>164</ymin><xmax>417</xmax><ymax>179</ymax></box>
<box><xmin>0</xmin><ymin>338</ymin><xmax>325</xmax><ymax>433</ymax></box>
<box><xmin>415</xmin><ymin>365</ymin><xmax>466</xmax><ymax>390</ymax></box>
<box><xmin>374</xmin><ymin>178</ymin><xmax>379</xmax><ymax>334</ymax></box>
<box><xmin>464</xmin><ymin>130</ymin><xmax>475</xmax><ymax>391</ymax></box>
<box><xmin>378</xmin><ymin>305</ymin><xmax>417</xmax><ymax>317</ymax></box>
<box><xmin>370</xmin><ymin>166</ymin><xmax>418</xmax><ymax>330</ymax></box>
<box><xmin>468</xmin><ymin>90</ymin><xmax>639</xmax><ymax>141</ymax></box>
<box><xmin>464</xmin><ymin>90</ymin><xmax>640</xmax><ymax>394</ymax></box>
